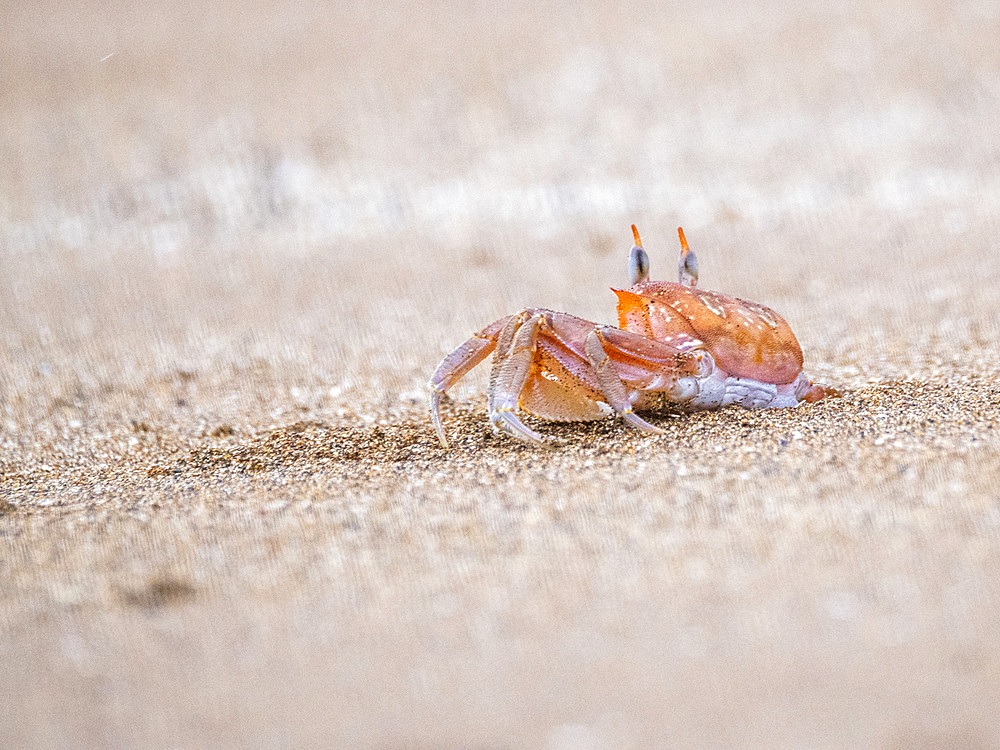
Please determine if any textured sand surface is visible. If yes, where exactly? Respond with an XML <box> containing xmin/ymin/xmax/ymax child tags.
<box><xmin>3</xmin><ymin>1</ymin><xmax>1000</xmax><ymax>747</ymax></box>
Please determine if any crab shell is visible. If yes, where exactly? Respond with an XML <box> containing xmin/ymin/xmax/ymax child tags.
<box><xmin>615</xmin><ymin>282</ymin><xmax>825</xmax><ymax>407</ymax></box>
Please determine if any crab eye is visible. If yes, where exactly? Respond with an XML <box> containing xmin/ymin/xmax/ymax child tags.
<box><xmin>629</xmin><ymin>245</ymin><xmax>649</xmax><ymax>285</ymax></box>
<box><xmin>683</xmin><ymin>252</ymin><xmax>698</xmax><ymax>279</ymax></box>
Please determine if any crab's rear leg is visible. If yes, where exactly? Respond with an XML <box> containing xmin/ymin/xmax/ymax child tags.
<box><xmin>429</xmin><ymin>315</ymin><xmax>512</xmax><ymax>447</ymax></box>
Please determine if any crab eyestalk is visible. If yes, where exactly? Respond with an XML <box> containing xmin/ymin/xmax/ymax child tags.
<box><xmin>677</xmin><ymin>227</ymin><xmax>699</xmax><ymax>287</ymax></box>
<box><xmin>628</xmin><ymin>224</ymin><xmax>650</xmax><ymax>286</ymax></box>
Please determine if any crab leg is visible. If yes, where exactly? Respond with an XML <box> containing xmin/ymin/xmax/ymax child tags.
<box><xmin>586</xmin><ymin>331</ymin><xmax>661</xmax><ymax>433</ymax></box>
<box><xmin>584</xmin><ymin>326</ymin><xmax>694</xmax><ymax>434</ymax></box>
<box><xmin>488</xmin><ymin>311</ymin><xmax>548</xmax><ymax>447</ymax></box>
<box><xmin>429</xmin><ymin>315</ymin><xmax>512</xmax><ymax>447</ymax></box>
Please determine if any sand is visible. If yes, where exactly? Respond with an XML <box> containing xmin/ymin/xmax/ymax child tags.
<box><xmin>3</xmin><ymin>0</ymin><xmax>1000</xmax><ymax>747</ymax></box>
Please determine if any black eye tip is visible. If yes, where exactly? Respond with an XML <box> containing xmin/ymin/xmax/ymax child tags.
<box><xmin>629</xmin><ymin>245</ymin><xmax>650</xmax><ymax>284</ymax></box>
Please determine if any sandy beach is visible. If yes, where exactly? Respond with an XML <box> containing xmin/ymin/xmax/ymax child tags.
<box><xmin>3</xmin><ymin>0</ymin><xmax>1000</xmax><ymax>746</ymax></box>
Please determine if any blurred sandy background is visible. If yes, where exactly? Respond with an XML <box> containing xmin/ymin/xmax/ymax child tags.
<box><xmin>3</xmin><ymin>0</ymin><xmax>1000</xmax><ymax>747</ymax></box>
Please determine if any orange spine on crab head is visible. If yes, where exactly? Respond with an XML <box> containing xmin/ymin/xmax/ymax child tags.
<box><xmin>613</xmin><ymin>288</ymin><xmax>654</xmax><ymax>333</ymax></box>
<box><xmin>631</xmin><ymin>224</ymin><xmax>642</xmax><ymax>247</ymax></box>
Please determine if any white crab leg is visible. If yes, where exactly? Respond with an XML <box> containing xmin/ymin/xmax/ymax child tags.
<box><xmin>429</xmin><ymin>391</ymin><xmax>449</xmax><ymax>448</ymax></box>
<box><xmin>488</xmin><ymin>311</ymin><xmax>549</xmax><ymax>447</ymax></box>
<box><xmin>583</xmin><ymin>330</ymin><xmax>664</xmax><ymax>435</ymax></box>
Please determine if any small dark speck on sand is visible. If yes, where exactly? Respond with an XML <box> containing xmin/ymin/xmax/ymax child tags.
<box><xmin>121</xmin><ymin>577</ymin><xmax>197</xmax><ymax>609</ymax></box>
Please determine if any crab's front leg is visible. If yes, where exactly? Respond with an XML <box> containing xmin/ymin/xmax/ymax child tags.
<box><xmin>583</xmin><ymin>329</ymin><xmax>664</xmax><ymax>434</ymax></box>
<box><xmin>585</xmin><ymin>324</ymin><xmax>707</xmax><ymax>420</ymax></box>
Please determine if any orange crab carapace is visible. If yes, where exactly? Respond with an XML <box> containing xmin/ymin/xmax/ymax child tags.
<box><xmin>429</xmin><ymin>225</ymin><xmax>825</xmax><ymax>447</ymax></box>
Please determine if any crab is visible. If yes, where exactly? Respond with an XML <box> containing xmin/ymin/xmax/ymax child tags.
<box><xmin>429</xmin><ymin>225</ymin><xmax>825</xmax><ymax>447</ymax></box>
